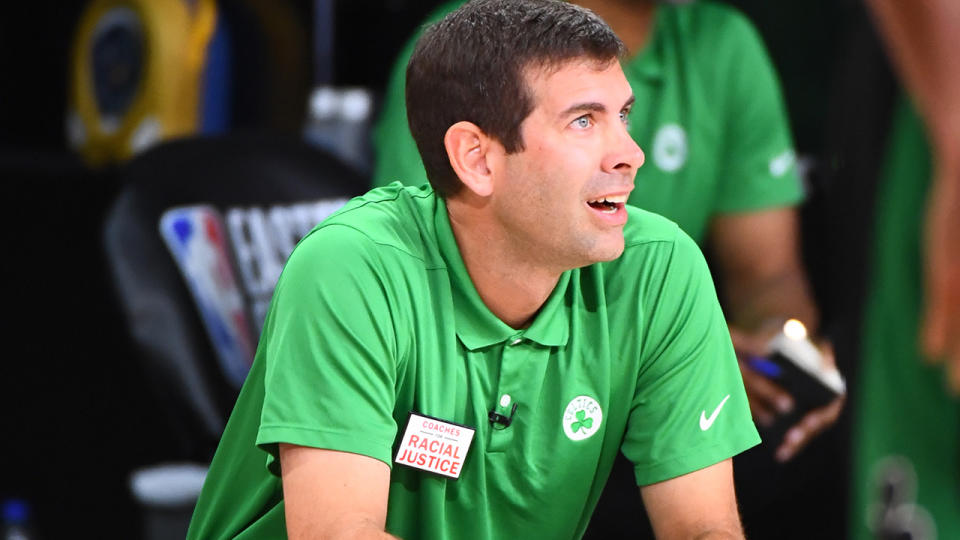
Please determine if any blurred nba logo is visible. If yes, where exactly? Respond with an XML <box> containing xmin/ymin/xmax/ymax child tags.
<box><xmin>160</xmin><ymin>206</ymin><xmax>255</xmax><ymax>388</ymax></box>
<box><xmin>158</xmin><ymin>198</ymin><xmax>348</xmax><ymax>387</ymax></box>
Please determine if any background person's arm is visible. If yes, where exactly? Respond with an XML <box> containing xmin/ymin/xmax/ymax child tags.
<box><xmin>709</xmin><ymin>207</ymin><xmax>844</xmax><ymax>461</ymax></box>
<box><xmin>280</xmin><ymin>444</ymin><xmax>399</xmax><ymax>540</ymax></box>
<box><xmin>866</xmin><ymin>0</ymin><xmax>960</xmax><ymax>392</ymax></box>
<box><xmin>640</xmin><ymin>459</ymin><xmax>744</xmax><ymax>540</ymax></box>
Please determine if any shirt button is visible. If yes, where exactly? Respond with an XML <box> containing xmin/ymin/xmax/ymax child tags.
<box><xmin>499</xmin><ymin>394</ymin><xmax>512</xmax><ymax>407</ymax></box>
<box><xmin>510</xmin><ymin>337</ymin><xmax>522</xmax><ymax>346</ymax></box>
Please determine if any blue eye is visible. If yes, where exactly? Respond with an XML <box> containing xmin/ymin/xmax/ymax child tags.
<box><xmin>572</xmin><ymin>116</ymin><xmax>591</xmax><ymax>129</ymax></box>
<box><xmin>620</xmin><ymin>110</ymin><xmax>630</xmax><ymax>125</ymax></box>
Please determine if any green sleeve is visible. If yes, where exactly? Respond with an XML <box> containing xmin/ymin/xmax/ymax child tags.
<box><xmin>255</xmin><ymin>224</ymin><xmax>400</xmax><ymax>470</ymax></box>
<box><xmin>623</xmin><ymin>227</ymin><xmax>759</xmax><ymax>485</ymax></box>
<box><xmin>371</xmin><ymin>1</ymin><xmax>464</xmax><ymax>188</ymax></box>
<box><xmin>712</xmin><ymin>7</ymin><xmax>804</xmax><ymax>213</ymax></box>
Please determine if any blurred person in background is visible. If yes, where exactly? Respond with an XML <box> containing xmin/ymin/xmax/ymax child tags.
<box><xmin>373</xmin><ymin>1</ymin><xmax>844</xmax><ymax>536</ymax></box>
<box><xmin>848</xmin><ymin>1</ymin><xmax>960</xmax><ymax>538</ymax></box>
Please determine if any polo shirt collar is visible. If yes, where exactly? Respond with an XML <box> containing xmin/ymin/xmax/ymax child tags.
<box><xmin>624</xmin><ymin>4</ymin><xmax>665</xmax><ymax>83</ymax></box>
<box><xmin>433</xmin><ymin>197</ymin><xmax>570</xmax><ymax>351</ymax></box>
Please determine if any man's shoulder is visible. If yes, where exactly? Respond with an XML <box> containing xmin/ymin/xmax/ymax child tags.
<box><xmin>658</xmin><ymin>0</ymin><xmax>769</xmax><ymax>71</ymax></box>
<box><xmin>302</xmin><ymin>182</ymin><xmax>442</xmax><ymax>267</ymax></box>
<box><xmin>621</xmin><ymin>205</ymin><xmax>681</xmax><ymax>249</ymax></box>
<box><xmin>609</xmin><ymin>205</ymin><xmax>704</xmax><ymax>275</ymax></box>
<box><xmin>667</xmin><ymin>0</ymin><xmax>761</xmax><ymax>39</ymax></box>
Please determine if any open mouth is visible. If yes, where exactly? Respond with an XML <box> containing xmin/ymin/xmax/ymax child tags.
<box><xmin>586</xmin><ymin>194</ymin><xmax>628</xmax><ymax>214</ymax></box>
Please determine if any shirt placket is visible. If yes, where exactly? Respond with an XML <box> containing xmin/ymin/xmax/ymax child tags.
<box><xmin>487</xmin><ymin>332</ymin><xmax>549</xmax><ymax>453</ymax></box>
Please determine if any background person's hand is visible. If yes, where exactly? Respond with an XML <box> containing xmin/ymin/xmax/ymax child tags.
<box><xmin>772</xmin><ymin>341</ymin><xmax>845</xmax><ymax>462</ymax></box>
<box><xmin>729</xmin><ymin>325</ymin><xmax>845</xmax><ymax>462</ymax></box>
<box><xmin>730</xmin><ymin>325</ymin><xmax>794</xmax><ymax>427</ymax></box>
<box><xmin>922</xmin><ymin>160</ymin><xmax>960</xmax><ymax>394</ymax></box>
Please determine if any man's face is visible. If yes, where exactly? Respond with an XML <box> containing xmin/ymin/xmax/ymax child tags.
<box><xmin>491</xmin><ymin>58</ymin><xmax>644</xmax><ymax>270</ymax></box>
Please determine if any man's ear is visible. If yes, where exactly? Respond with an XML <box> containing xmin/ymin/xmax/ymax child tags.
<box><xmin>444</xmin><ymin>121</ymin><xmax>497</xmax><ymax>197</ymax></box>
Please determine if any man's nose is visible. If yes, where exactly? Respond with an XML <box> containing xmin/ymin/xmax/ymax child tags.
<box><xmin>602</xmin><ymin>126</ymin><xmax>644</xmax><ymax>175</ymax></box>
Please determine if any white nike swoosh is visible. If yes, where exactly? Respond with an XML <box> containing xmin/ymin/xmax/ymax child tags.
<box><xmin>699</xmin><ymin>394</ymin><xmax>731</xmax><ymax>431</ymax></box>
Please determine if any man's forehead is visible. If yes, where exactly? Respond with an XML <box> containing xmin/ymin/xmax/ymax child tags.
<box><xmin>523</xmin><ymin>56</ymin><xmax>618</xmax><ymax>83</ymax></box>
<box><xmin>523</xmin><ymin>58</ymin><xmax>630</xmax><ymax>108</ymax></box>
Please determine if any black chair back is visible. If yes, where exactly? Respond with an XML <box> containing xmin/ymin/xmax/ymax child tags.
<box><xmin>103</xmin><ymin>133</ymin><xmax>365</xmax><ymax>459</ymax></box>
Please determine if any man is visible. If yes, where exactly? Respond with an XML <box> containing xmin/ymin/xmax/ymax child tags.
<box><xmin>373</xmin><ymin>2</ymin><xmax>843</xmax><ymax>537</ymax></box>
<box><xmin>373</xmin><ymin>0</ymin><xmax>843</xmax><ymax>465</ymax></box>
<box><xmin>188</xmin><ymin>1</ymin><xmax>758</xmax><ymax>538</ymax></box>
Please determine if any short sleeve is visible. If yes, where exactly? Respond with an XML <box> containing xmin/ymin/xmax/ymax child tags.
<box><xmin>712</xmin><ymin>9</ymin><xmax>804</xmax><ymax>213</ymax></box>
<box><xmin>622</xmin><ymin>228</ymin><xmax>759</xmax><ymax>485</ymax></box>
<box><xmin>256</xmin><ymin>224</ymin><xmax>400</xmax><ymax>470</ymax></box>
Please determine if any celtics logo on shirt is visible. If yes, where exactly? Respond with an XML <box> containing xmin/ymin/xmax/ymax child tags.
<box><xmin>562</xmin><ymin>395</ymin><xmax>603</xmax><ymax>441</ymax></box>
<box><xmin>652</xmin><ymin>123</ymin><xmax>688</xmax><ymax>172</ymax></box>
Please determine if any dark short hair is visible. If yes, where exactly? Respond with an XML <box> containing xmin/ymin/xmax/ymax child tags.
<box><xmin>405</xmin><ymin>0</ymin><xmax>625</xmax><ymax>197</ymax></box>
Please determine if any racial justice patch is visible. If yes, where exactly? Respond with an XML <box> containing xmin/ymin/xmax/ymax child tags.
<box><xmin>395</xmin><ymin>412</ymin><xmax>475</xmax><ymax>479</ymax></box>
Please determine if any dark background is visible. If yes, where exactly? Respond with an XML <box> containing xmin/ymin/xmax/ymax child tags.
<box><xmin>0</xmin><ymin>1</ymin><xmax>870</xmax><ymax>537</ymax></box>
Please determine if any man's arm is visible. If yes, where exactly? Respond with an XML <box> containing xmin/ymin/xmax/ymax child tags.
<box><xmin>280</xmin><ymin>444</ymin><xmax>398</xmax><ymax>540</ymax></box>
<box><xmin>709</xmin><ymin>207</ymin><xmax>844</xmax><ymax>461</ymax></box>
<box><xmin>866</xmin><ymin>0</ymin><xmax>960</xmax><ymax>392</ymax></box>
<box><xmin>255</xmin><ymin>226</ymin><xmax>402</xmax><ymax>538</ymax></box>
<box><xmin>640</xmin><ymin>459</ymin><xmax>743</xmax><ymax>540</ymax></box>
<box><xmin>709</xmin><ymin>208</ymin><xmax>816</xmax><ymax>331</ymax></box>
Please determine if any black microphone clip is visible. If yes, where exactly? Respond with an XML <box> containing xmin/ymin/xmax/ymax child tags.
<box><xmin>488</xmin><ymin>402</ymin><xmax>519</xmax><ymax>428</ymax></box>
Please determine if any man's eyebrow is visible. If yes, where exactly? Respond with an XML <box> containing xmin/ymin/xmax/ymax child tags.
<box><xmin>559</xmin><ymin>102</ymin><xmax>606</xmax><ymax>118</ymax></box>
<box><xmin>559</xmin><ymin>95</ymin><xmax>636</xmax><ymax>118</ymax></box>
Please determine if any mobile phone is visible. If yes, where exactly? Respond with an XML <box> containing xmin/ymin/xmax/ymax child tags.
<box><xmin>747</xmin><ymin>320</ymin><xmax>846</xmax><ymax>413</ymax></box>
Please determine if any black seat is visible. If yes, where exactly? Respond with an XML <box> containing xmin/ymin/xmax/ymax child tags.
<box><xmin>103</xmin><ymin>133</ymin><xmax>366</xmax><ymax>462</ymax></box>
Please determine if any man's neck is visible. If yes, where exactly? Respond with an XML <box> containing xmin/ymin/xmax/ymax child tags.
<box><xmin>445</xmin><ymin>198</ymin><xmax>562</xmax><ymax>330</ymax></box>
<box><xmin>574</xmin><ymin>0</ymin><xmax>657</xmax><ymax>57</ymax></box>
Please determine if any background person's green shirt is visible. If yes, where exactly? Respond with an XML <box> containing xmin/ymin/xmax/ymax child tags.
<box><xmin>372</xmin><ymin>0</ymin><xmax>803</xmax><ymax>244</ymax></box>
<box><xmin>188</xmin><ymin>184</ymin><xmax>760</xmax><ymax>539</ymax></box>
<box><xmin>849</xmin><ymin>98</ymin><xmax>960</xmax><ymax>540</ymax></box>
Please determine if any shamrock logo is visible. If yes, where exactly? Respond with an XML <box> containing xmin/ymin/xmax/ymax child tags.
<box><xmin>570</xmin><ymin>410</ymin><xmax>593</xmax><ymax>433</ymax></box>
<box><xmin>563</xmin><ymin>395</ymin><xmax>602</xmax><ymax>441</ymax></box>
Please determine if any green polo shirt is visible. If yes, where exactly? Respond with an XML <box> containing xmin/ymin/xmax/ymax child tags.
<box><xmin>188</xmin><ymin>183</ymin><xmax>759</xmax><ymax>539</ymax></box>
<box><xmin>372</xmin><ymin>0</ymin><xmax>803</xmax><ymax>243</ymax></box>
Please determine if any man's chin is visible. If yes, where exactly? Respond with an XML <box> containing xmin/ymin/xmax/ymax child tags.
<box><xmin>589</xmin><ymin>236</ymin><xmax>626</xmax><ymax>264</ymax></box>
